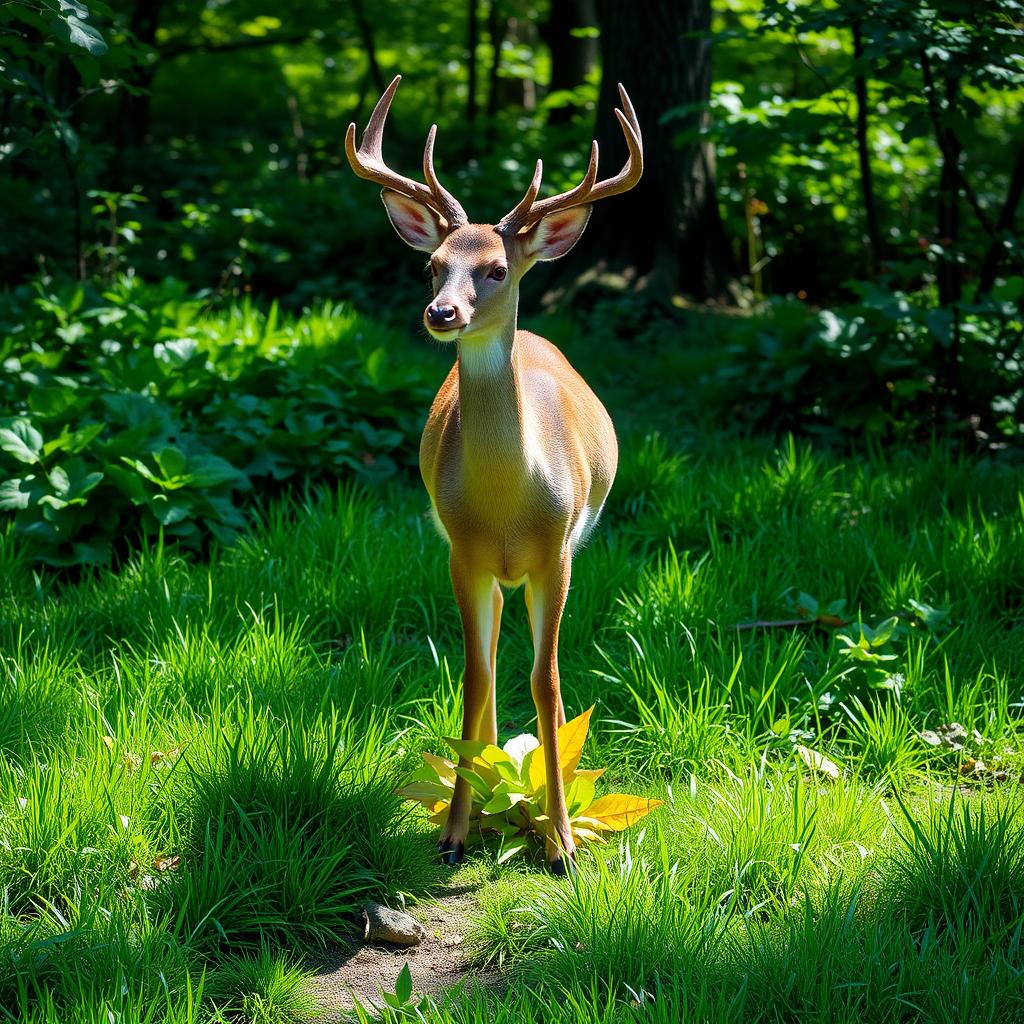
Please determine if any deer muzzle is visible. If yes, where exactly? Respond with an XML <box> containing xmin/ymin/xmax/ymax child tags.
<box><xmin>425</xmin><ymin>302</ymin><xmax>467</xmax><ymax>338</ymax></box>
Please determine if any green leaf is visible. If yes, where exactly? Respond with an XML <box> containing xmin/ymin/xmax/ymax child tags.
<box><xmin>395</xmin><ymin>781</ymin><xmax>451</xmax><ymax>808</ymax></box>
<box><xmin>150</xmin><ymin>494</ymin><xmax>193</xmax><ymax>526</ymax></box>
<box><xmin>0</xmin><ymin>421</ymin><xmax>44</xmax><ymax>465</ymax></box>
<box><xmin>394</xmin><ymin>963</ymin><xmax>412</xmax><ymax>1005</ymax></box>
<box><xmin>496</xmin><ymin>842</ymin><xmax>528</xmax><ymax>864</ymax></box>
<box><xmin>870</xmin><ymin>616</ymin><xmax>899</xmax><ymax>647</ymax></box>
<box><xmin>482</xmin><ymin>783</ymin><xmax>526</xmax><ymax>814</ymax></box>
<box><xmin>420</xmin><ymin>752</ymin><xmax>456</xmax><ymax>784</ymax></box>
<box><xmin>453</xmin><ymin>767</ymin><xmax>491</xmax><ymax>801</ymax></box>
<box><xmin>565</xmin><ymin>774</ymin><xmax>596</xmax><ymax>817</ymax></box>
<box><xmin>0</xmin><ymin>476</ymin><xmax>47</xmax><ymax>511</ymax></box>
<box><xmin>445</xmin><ymin>737</ymin><xmax>488</xmax><ymax>762</ymax></box>
<box><xmin>43</xmin><ymin>423</ymin><xmax>104</xmax><ymax>457</ymax></box>
<box><xmin>58</xmin><ymin>13</ymin><xmax>108</xmax><ymax>55</ymax></box>
<box><xmin>186</xmin><ymin>454</ymin><xmax>245</xmax><ymax>488</ymax></box>
<box><xmin>120</xmin><ymin>457</ymin><xmax>166</xmax><ymax>487</ymax></box>
<box><xmin>155</xmin><ymin>446</ymin><xmax>188</xmax><ymax>480</ymax></box>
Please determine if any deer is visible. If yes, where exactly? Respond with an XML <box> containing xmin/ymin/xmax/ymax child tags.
<box><xmin>346</xmin><ymin>76</ymin><xmax>642</xmax><ymax>874</ymax></box>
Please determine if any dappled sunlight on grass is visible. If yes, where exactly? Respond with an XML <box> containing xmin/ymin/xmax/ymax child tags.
<box><xmin>1</xmin><ymin>434</ymin><xmax>1022</xmax><ymax>1021</ymax></box>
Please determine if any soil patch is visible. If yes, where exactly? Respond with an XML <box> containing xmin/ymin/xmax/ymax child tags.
<box><xmin>310</xmin><ymin>887</ymin><xmax>499</xmax><ymax>1017</ymax></box>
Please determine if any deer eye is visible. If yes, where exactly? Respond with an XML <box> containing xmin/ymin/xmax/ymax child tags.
<box><xmin>489</xmin><ymin>265</ymin><xmax>508</xmax><ymax>281</ymax></box>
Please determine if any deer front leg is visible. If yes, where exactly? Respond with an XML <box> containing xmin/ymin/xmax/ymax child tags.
<box><xmin>480</xmin><ymin>579</ymin><xmax>502</xmax><ymax>745</ymax></box>
<box><xmin>439</xmin><ymin>557</ymin><xmax>501</xmax><ymax>865</ymax></box>
<box><xmin>526</xmin><ymin>551</ymin><xmax>574</xmax><ymax>874</ymax></box>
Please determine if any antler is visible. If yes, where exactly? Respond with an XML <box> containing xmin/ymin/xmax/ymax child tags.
<box><xmin>346</xmin><ymin>75</ymin><xmax>468</xmax><ymax>231</ymax></box>
<box><xmin>497</xmin><ymin>83</ymin><xmax>643</xmax><ymax>238</ymax></box>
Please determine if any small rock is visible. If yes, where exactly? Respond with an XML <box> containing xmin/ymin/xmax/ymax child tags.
<box><xmin>362</xmin><ymin>902</ymin><xmax>427</xmax><ymax>947</ymax></box>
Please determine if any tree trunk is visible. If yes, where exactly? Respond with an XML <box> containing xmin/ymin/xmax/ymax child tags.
<box><xmin>585</xmin><ymin>0</ymin><xmax>734</xmax><ymax>299</ymax></box>
<box><xmin>114</xmin><ymin>0</ymin><xmax>165</xmax><ymax>160</ymax></box>
<box><xmin>467</xmin><ymin>0</ymin><xmax>480</xmax><ymax>127</ymax></box>
<box><xmin>350</xmin><ymin>0</ymin><xmax>386</xmax><ymax>95</ymax></box>
<box><xmin>977</xmin><ymin>146</ymin><xmax>1024</xmax><ymax>295</ymax></box>
<box><xmin>540</xmin><ymin>0</ymin><xmax>597</xmax><ymax>125</ymax></box>
<box><xmin>484</xmin><ymin>1</ymin><xmax>507</xmax><ymax>149</ymax></box>
<box><xmin>852</xmin><ymin>20</ymin><xmax>882</xmax><ymax>276</ymax></box>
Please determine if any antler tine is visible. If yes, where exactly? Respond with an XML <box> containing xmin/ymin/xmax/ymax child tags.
<box><xmin>345</xmin><ymin>75</ymin><xmax>467</xmax><ymax>228</ymax></box>
<box><xmin>496</xmin><ymin>159</ymin><xmax>544</xmax><ymax>236</ymax></box>
<box><xmin>497</xmin><ymin>84</ymin><xmax>643</xmax><ymax>236</ymax></box>
<box><xmin>503</xmin><ymin>140</ymin><xmax>599</xmax><ymax>235</ymax></box>
<box><xmin>423</xmin><ymin>124</ymin><xmax>468</xmax><ymax>229</ymax></box>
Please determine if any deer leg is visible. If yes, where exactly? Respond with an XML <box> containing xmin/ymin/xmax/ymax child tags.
<box><xmin>479</xmin><ymin>579</ymin><xmax>502</xmax><ymax>746</ymax></box>
<box><xmin>526</xmin><ymin>550</ymin><xmax>575</xmax><ymax>874</ymax></box>
<box><xmin>525</xmin><ymin>583</ymin><xmax>565</xmax><ymax>727</ymax></box>
<box><xmin>439</xmin><ymin>557</ymin><xmax>499</xmax><ymax>865</ymax></box>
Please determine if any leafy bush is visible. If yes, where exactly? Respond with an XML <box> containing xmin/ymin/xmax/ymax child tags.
<box><xmin>700</xmin><ymin>282</ymin><xmax>1023</xmax><ymax>442</ymax></box>
<box><xmin>0</xmin><ymin>276</ymin><xmax>433</xmax><ymax>565</ymax></box>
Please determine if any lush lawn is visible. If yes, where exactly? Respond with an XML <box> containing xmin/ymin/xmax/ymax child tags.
<box><xmin>2</xmin><ymin>308</ymin><xmax>1024</xmax><ymax>1022</ymax></box>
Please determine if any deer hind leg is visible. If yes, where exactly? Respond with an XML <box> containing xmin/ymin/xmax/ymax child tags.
<box><xmin>439</xmin><ymin>556</ymin><xmax>501</xmax><ymax>865</ymax></box>
<box><xmin>526</xmin><ymin>550</ymin><xmax>575</xmax><ymax>874</ymax></box>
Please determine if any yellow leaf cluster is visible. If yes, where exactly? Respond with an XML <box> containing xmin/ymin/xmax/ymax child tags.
<box><xmin>395</xmin><ymin>706</ymin><xmax>662</xmax><ymax>860</ymax></box>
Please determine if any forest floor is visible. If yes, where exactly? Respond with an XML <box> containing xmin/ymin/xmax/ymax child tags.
<box><xmin>309</xmin><ymin>889</ymin><xmax>488</xmax><ymax>1014</ymax></box>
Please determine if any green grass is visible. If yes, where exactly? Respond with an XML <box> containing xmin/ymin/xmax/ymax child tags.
<box><xmin>2</xmin><ymin>309</ymin><xmax>1024</xmax><ymax>1021</ymax></box>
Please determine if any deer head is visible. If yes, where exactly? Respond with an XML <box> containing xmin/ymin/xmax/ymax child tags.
<box><xmin>345</xmin><ymin>76</ymin><xmax>643</xmax><ymax>343</ymax></box>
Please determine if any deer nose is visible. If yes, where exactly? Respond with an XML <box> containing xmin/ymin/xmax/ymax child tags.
<box><xmin>426</xmin><ymin>303</ymin><xmax>462</xmax><ymax>329</ymax></box>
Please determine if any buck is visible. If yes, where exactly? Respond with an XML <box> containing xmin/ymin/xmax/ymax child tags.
<box><xmin>346</xmin><ymin>76</ymin><xmax>642</xmax><ymax>874</ymax></box>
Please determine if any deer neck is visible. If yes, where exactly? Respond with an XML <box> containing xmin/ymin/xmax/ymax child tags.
<box><xmin>456</xmin><ymin>319</ymin><xmax>526</xmax><ymax>475</ymax></box>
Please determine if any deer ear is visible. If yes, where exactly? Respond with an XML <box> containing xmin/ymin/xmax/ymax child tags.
<box><xmin>381</xmin><ymin>189</ymin><xmax>447</xmax><ymax>252</ymax></box>
<box><xmin>521</xmin><ymin>205</ymin><xmax>592</xmax><ymax>262</ymax></box>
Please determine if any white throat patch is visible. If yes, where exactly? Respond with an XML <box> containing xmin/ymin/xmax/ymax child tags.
<box><xmin>458</xmin><ymin>334</ymin><xmax>509</xmax><ymax>377</ymax></box>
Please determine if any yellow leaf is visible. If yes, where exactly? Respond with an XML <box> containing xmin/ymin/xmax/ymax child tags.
<box><xmin>422</xmin><ymin>751</ymin><xmax>457</xmax><ymax>783</ymax></box>
<box><xmin>571</xmin><ymin>826</ymin><xmax>607</xmax><ymax>844</ymax></box>
<box><xmin>525</xmin><ymin>743</ymin><xmax>547</xmax><ymax>792</ymax></box>
<box><xmin>572</xmin><ymin>768</ymin><xmax>606</xmax><ymax>784</ymax></box>
<box><xmin>396</xmin><ymin>781</ymin><xmax>452</xmax><ymax>810</ymax></box>
<box><xmin>796</xmin><ymin>745</ymin><xmax>840</xmax><ymax>781</ymax></box>
<box><xmin>581</xmin><ymin>794</ymin><xmax>664</xmax><ymax>832</ymax></box>
<box><xmin>557</xmin><ymin>706</ymin><xmax>594</xmax><ymax>780</ymax></box>
<box><xmin>478</xmin><ymin>744</ymin><xmax>514</xmax><ymax>767</ymax></box>
<box><xmin>427</xmin><ymin>805</ymin><xmax>450</xmax><ymax>825</ymax></box>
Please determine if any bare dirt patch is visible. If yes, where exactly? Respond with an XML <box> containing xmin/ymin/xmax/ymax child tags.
<box><xmin>309</xmin><ymin>886</ymin><xmax>499</xmax><ymax>1018</ymax></box>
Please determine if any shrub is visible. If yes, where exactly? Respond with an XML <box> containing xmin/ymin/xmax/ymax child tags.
<box><xmin>0</xmin><ymin>277</ymin><xmax>433</xmax><ymax>566</ymax></box>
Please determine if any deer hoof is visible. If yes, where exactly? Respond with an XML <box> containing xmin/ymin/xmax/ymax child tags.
<box><xmin>548</xmin><ymin>852</ymin><xmax>576</xmax><ymax>877</ymax></box>
<box><xmin>438</xmin><ymin>839</ymin><xmax>464</xmax><ymax>866</ymax></box>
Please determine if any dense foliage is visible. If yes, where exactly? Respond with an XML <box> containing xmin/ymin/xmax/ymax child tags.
<box><xmin>1</xmin><ymin>1</ymin><xmax>1021</xmax><ymax>489</ymax></box>
<box><xmin>0</xmin><ymin>278</ymin><xmax>430</xmax><ymax>563</ymax></box>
